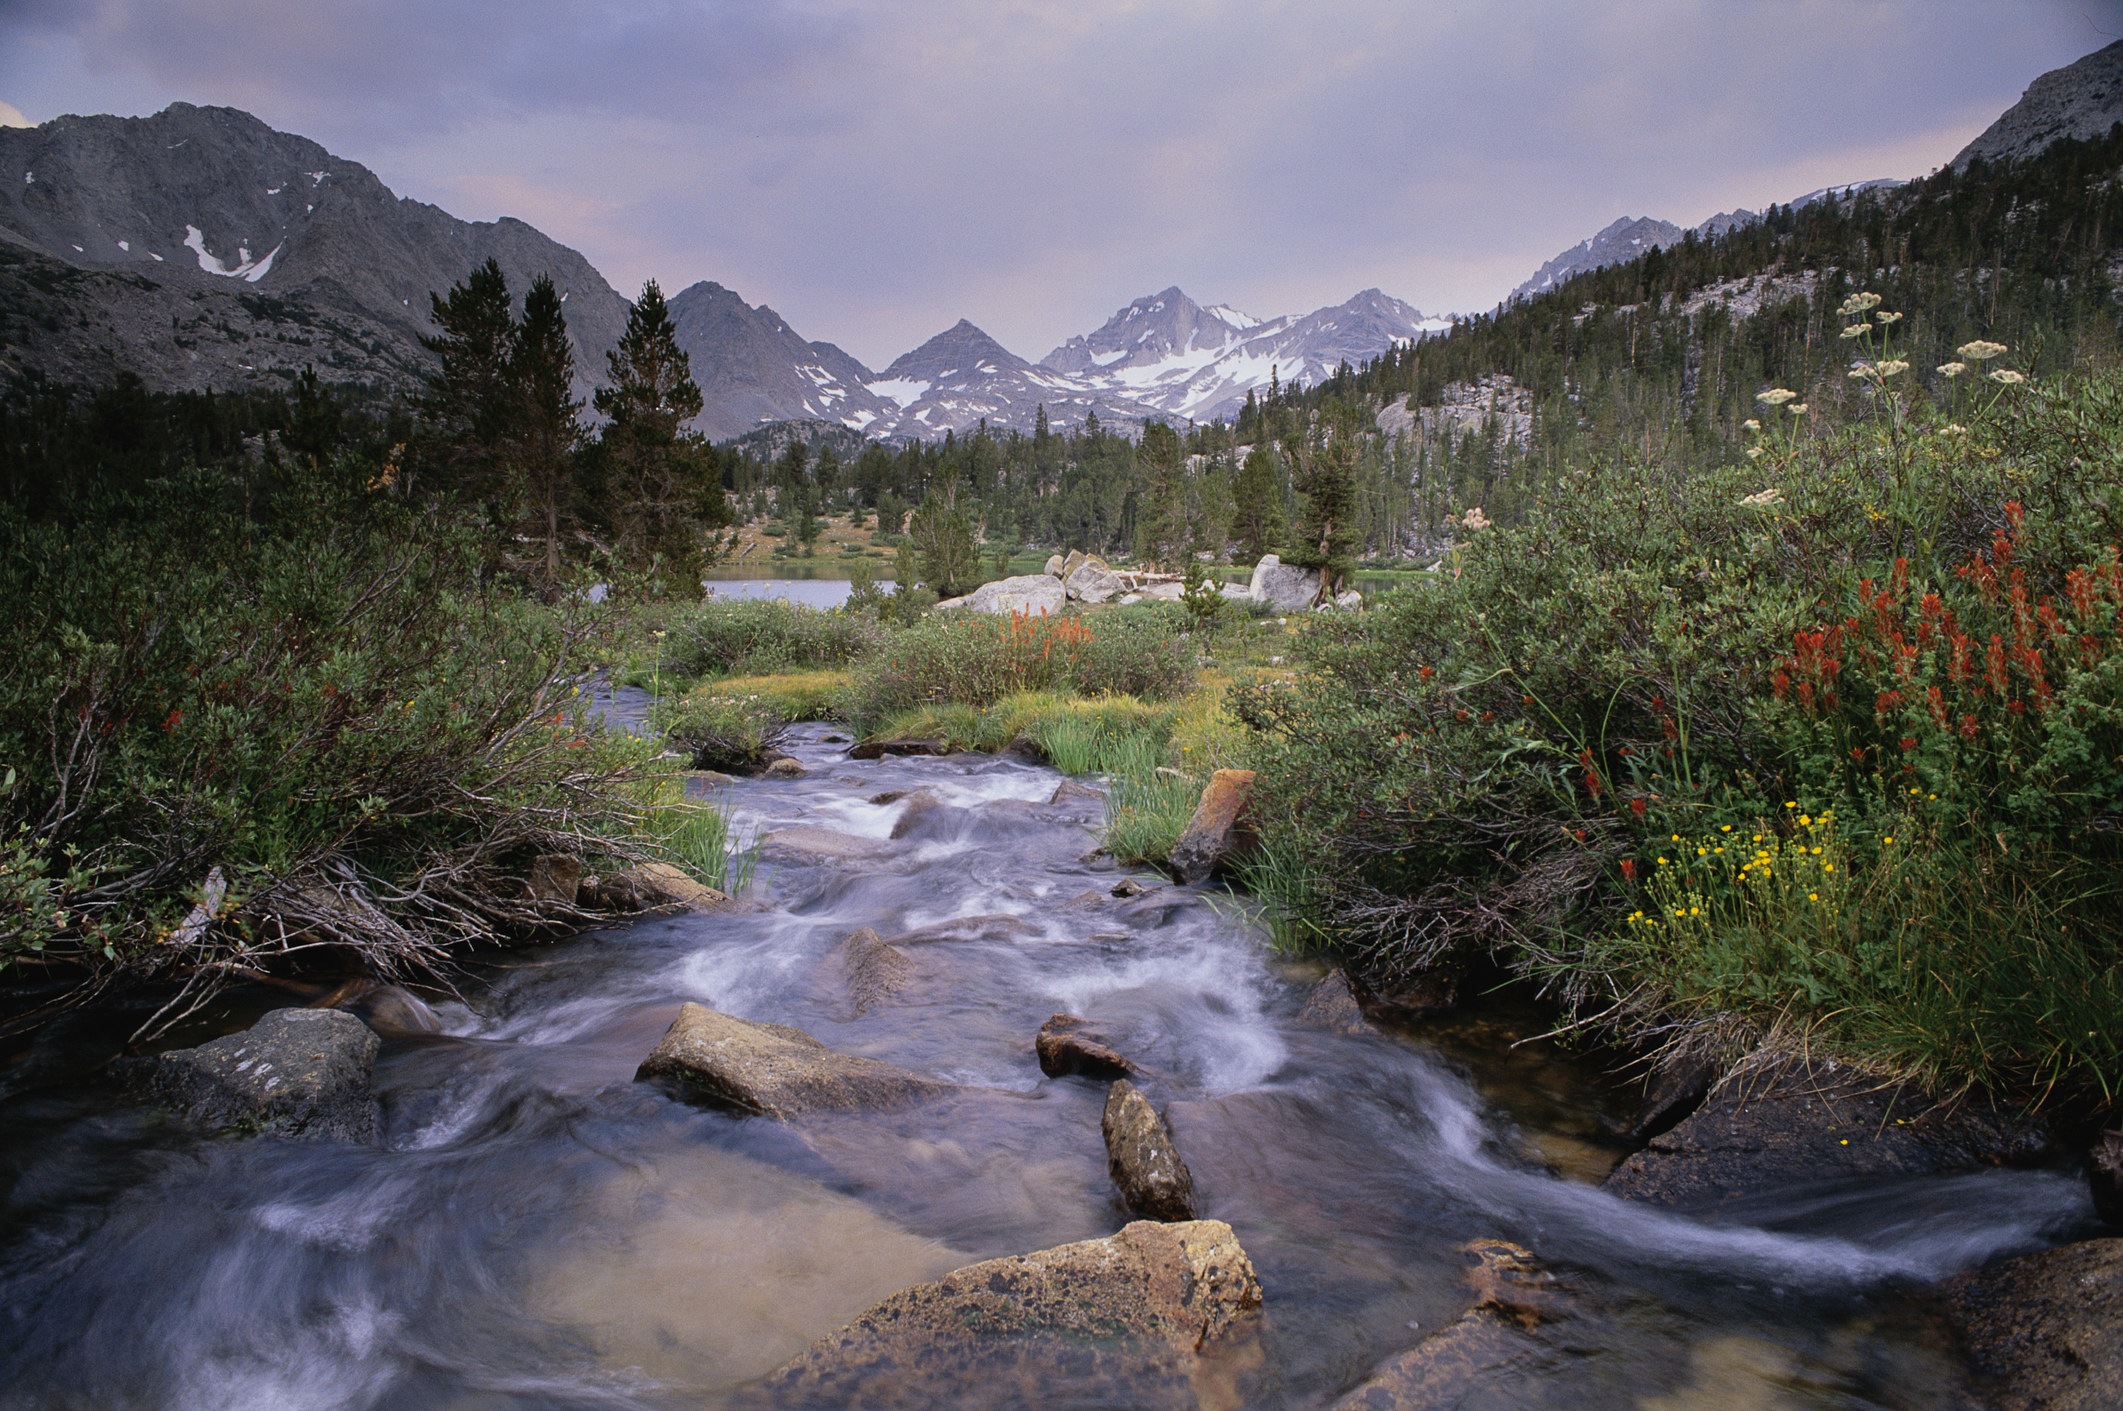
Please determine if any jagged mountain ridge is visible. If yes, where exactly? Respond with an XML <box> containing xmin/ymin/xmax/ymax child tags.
<box><xmin>665</xmin><ymin>280</ymin><xmax>892</xmax><ymax>441</ymax></box>
<box><xmin>1955</xmin><ymin>38</ymin><xmax>2123</xmax><ymax>169</ymax></box>
<box><xmin>0</xmin><ymin>103</ymin><xmax>630</xmax><ymax>397</ymax></box>
<box><xmin>1511</xmin><ymin>181</ymin><xmax>1904</xmax><ymax>306</ymax></box>
<box><xmin>862</xmin><ymin>318</ymin><xmax>1168</xmax><ymax>438</ymax></box>
<box><xmin>1037</xmin><ymin>285</ymin><xmax>1450</xmax><ymax>425</ymax></box>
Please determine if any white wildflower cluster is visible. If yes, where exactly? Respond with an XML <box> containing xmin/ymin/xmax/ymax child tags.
<box><xmin>1957</xmin><ymin>340</ymin><xmax>2007</xmax><ymax>361</ymax></box>
<box><xmin>1838</xmin><ymin>292</ymin><xmax>1883</xmax><ymax>316</ymax></box>
<box><xmin>1742</xmin><ymin>418</ymin><xmax>1761</xmax><ymax>432</ymax></box>
<box><xmin>1460</xmin><ymin>506</ymin><xmax>1492</xmax><ymax>531</ymax></box>
<box><xmin>1756</xmin><ymin>388</ymin><xmax>1797</xmax><ymax>406</ymax></box>
<box><xmin>1990</xmin><ymin>369</ymin><xmax>2026</xmax><ymax>385</ymax></box>
<box><xmin>1839</xmin><ymin>323</ymin><xmax>1871</xmax><ymax>340</ymax></box>
<box><xmin>1789</xmin><ymin>402</ymin><xmax>1808</xmax><ymax>415</ymax></box>
<box><xmin>1876</xmin><ymin>360</ymin><xmax>1908</xmax><ymax>377</ymax></box>
<box><xmin>1746</xmin><ymin>446</ymin><xmax>1765</xmax><ymax>460</ymax></box>
<box><xmin>1937</xmin><ymin>361</ymin><xmax>1967</xmax><ymax>378</ymax></box>
<box><xmin>1738</xmin><ymin>487</ymin><xmax>1785</xmax><ymax>507</ymax></box>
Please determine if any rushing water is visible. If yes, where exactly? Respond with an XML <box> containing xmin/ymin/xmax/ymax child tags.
<box><xmin>0</xmin><ymin>725</ymin><xmax>2100</xmax><ymax>1409</ymax></box>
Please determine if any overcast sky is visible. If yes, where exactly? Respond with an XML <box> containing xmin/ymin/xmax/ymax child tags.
<box><xmin>2</xmin><ymin>1</ymin><xmax>2118</xmax><ymax>367</ymax></box>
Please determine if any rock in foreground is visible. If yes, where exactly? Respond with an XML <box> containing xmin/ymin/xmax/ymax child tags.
<box><xmin>756</xmin><ymin>1219</ymin><xmax>1262</xmax><ymax>1410</ymax></box>
<box><xmin>1330</xmin><ymin>1240</ymin><xmax>1566</xmax><ymax>1409</ymax></box>
<box><xmin>1943</xmin><ymin>1238</ymin><xmax>2123</xmax><ymax>1411</ymax></box>
<box><xmin>601</xmin><ymin>861</ymin><xmax>730</xmax><ymax>911</ymax></box>
<box><xmin>1104</xmin><ymin>1078</ymin><xmax>1198</xmax><ymax>1221</ymax></box>
<box><xmin>816</xmin><ymin>927</ymin><xmax>915</xmax><ymax>1020</ymax></box>
<box><xmin>137</xmin><ymin>1007</ymin><xmax>380</xmax><ymax>1143</ymax></box>
<box><xmin>636</xmin><ymin>1003</ymin><xmax>954</xmax><ymax>1118</ymax></box>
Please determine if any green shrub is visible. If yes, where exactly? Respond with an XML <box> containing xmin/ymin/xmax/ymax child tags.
<box><xmin>845</xmin><ymin>608</ymin><xmax>1193</xmax><ymax>723</ymax></box>
<box><xmin>655</xmin><ymin>692</ymin><xmax>791</xmax><ymax>772</ymax></box>
<box><xmin>1233</xmin><ymin>370</ymin><xmax>2123</xmax><ymax>1098</ymax></box>
<box><xmin>0</xmin><ymin>466</ymin><xmax>654</xmax><ymax>1020</ymax></box>
<box><xmin>1075</xmin><ymin>606</ymin><xmax>1198</xmax><ymax>700</ymax></box>
<box><xmin>666</xmin><ymin>597</ymin><xmax>880</xmax><ymax>678</ymax></box>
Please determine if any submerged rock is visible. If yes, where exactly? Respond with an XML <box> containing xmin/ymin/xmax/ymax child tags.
<box><xmin>1330</xmin><ymin>1240</ymin><xmax>1566</xmax><ymax>1409</ymax></box>
<box><xmin>845</xmin><ymin>738</ymin><xmax>950</xmax><ymax>760</ymax></box>
<box><xmin>887</xmin><ymin>789</ymin><xmax>955</xmax><ymax>839</ymax></box>
<box><xmin>816</xmin><ymin>927</ymin><xmax>915</xmax><ymax>1020</ymax></box>
<box><xmin>136</xmin><ymin>1008</ymin><xmax>380</xmax><ymax>1143</ymax></box>
<box><xmin>758</xmin><ymin>826</ymin><xmax>897</xmax><ymax>864</ymax></box>
<box><xmin>1604</xmin><ymin>1057</ymin><xmax>2055</xmax><ymax>1209</ymax></box>
<box><xmin>636</xmin><ymin>1003</ymin><xmax>954</xmax><ymax>1118</ymax></box>
<box><xmin>763</xmin><ymin>757</ymin><xmax>807</xmax><ymax>779</ymax></box>
<box><xmin>1943</xmin><ymin>1237</ymin><xmax>2123</xmax><ymax>1411</ymax></box>
<box><xmin>755</xmin><ymin>1219</ymin><xmax>1261</xmax><ymax>1410</ymax></box>
<box><xmin>334</xmin><ymin>982</ymin><xmax>444</xmax><ymax>1038</ymax></box>
<box><xmin>1036</xmin><ymin>1014</ymin><xmax>1136</xmax><ymax>1079</ymax></box>
<box><xmin>602</xmin><ymin>861</ymin><xmax>730</xmax><ymax>911</ymax></box>
<box><xmin>1104</xmin><ymin>1078</ymin><xmax>1198</xmax><ymax>1221</ymax></box>
<box><xmin>1166</xmin><ymin>769</ymin><xmax>1257</xmax><ymax>884</ymax></box>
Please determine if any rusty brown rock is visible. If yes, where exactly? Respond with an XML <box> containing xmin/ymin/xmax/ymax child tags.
<box><xmin>756</xmin><ymin>1219</ymin><xmax>1261</xmax><ymax>1410</ymax></box>
<box><xmin>635</xmin><ymin>1003</ymin><xmax>954</xmax><ymax>1118</ymax></box>
<box><xmin>1166</xmin><ymin>769</ymin><xmax>1257</xmax><ymax>884</ymax></box>
<box><xmin>1104</xmin><ymin>1078</ymin><xmax>1197</xmax><ymax>1221</ymax></box>
<box><xmin>1036</xmin><ymin>1014</ymin><xmax>1135</xmax><ymax>1079</ymax></box>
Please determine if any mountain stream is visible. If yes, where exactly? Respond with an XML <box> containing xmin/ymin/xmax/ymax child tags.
<box><xmin>0</xmin><ymin>719</ymin><xmax>2099</xmax><ymax>1409</ymax></box>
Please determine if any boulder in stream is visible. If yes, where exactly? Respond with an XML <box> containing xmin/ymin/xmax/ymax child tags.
<box><xmin>1604</xmin><ymin>1056</ymin><xmax>2055</xmax><ymax>1209</ymax></box>
<box><xmin>845</xmin><ymin>738</ymin><xmax>950</xmax><ymax>761</ymax></box>
<box><xmin>636</xmin><ymin>1003</ymin><xmax>955</xmax><ymax>1118</ymax></box>
<box><xmin>1036</xmin><ymin>1014</ymin><xmax>1135</xmax><ymax>1079</ymax></box>
<box><xmin>1295</xmin><ymin>971</ymin><xmax>1373</xmax><ymax>1036</ymax></box>
<box><xmin>136</xmin><ymin>1007</ymin><xmax>381</xmax><ymax>1143</ymax></box>
<box><xmin>2090</xmin><ymin>1131</ymin><xmax>2123</xmax><ymax>1225</ymax></box>
<box><xmin>755</xmin><ymin>1219</ymin><xmax>1261</xmax><ymax>1410</ymax></box>
<box><xmin>763</xmin><ymin>757</ymin><xmax>807</xmax><ymax>779</ymax></box>
<box><xmin>601</xmin><ymin>861</ymin><xmax>729</xmax><ymax>911</ymax></box>
<box><xmin>1942</xmin><ymin>1237</ymin><xmax>2123</xmax><ymax>1411</ymax></box>
<box><xmin>1048</xmin><ymin>778</ymin><xmax>1104</xmax><ymax>806</ymax></box>
<box><xmin>1104</xmin><ymin>1078</ymin><xmax>1197</xmax><ymax>1221</ymax></box>
<box><xmin>1166</xmin><ymin>769</ymin><xmax>1257</xmax><ymax>884</ymax></box>
<box><xmin>758</xmin><ymin>826</ymin><xmax>898</xmax><ymax>865</ymax></box>
<box><xmin>815</xmin><ymin>927</ymin><xmax>915</xmax><ymax>1019</ymax></box>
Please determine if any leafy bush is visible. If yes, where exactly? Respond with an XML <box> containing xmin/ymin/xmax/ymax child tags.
<box><xmin>846</xmin><ymin>607</ymin><xmax>1194</xmax><ymax>722</ymax></box>
<box><xmin>666</xmin><ymin>597</ymin><xmax>880</xmax><ymax>678</ymax></box>
<box><xmin>655</xmin><ymin>692</ymin><xmax>791</xmax><ymax>772</ymax></box>
<box><xmin>0</xmin><ymin>466</ymin><xmax>654</xmax><ymax>1030</ymax></box>
<box><xmin>1233</xmin><ymin>370</ymin><xmax>2123</xmax><ymax>1098</ymax></box>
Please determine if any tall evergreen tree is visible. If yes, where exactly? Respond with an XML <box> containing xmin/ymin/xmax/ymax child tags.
<box><xmin>1133</xmin><ymin>421</ymin><xmax>1188</xmax><ymax>570</ymax></box>
<box><xmin>590</xmin><ymin>279</ymin><xmax>726</xmax><ymax>587</ymax></box>
<box><xmin>1287</xmin><ymin>428</ymin><xmax>1357</xmax><ymax>603</ymax></box>
<box><xmin>1230</xmin><ymin>445</ymin><xmax>1287</xmax><ymax>562</ymax></box>
<box><xmin>418</xmin><ymin>257</ymin><xmax>515</xmax><ymax>497</ymax></box>
<box><xmin>507</xmin><ymin>274</ymin><xmax>582</xmax><ymax>598</ymax></box>
<box><xmin>907</xmin><ymin>483</ymin><xmax>977</xmax><ymax>597</ymax></box>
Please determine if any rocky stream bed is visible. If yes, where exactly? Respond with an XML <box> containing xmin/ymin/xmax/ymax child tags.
<box><xmin>0</xmin><ymin>720</ymin><xmax>2114</xmax><ymax>1409</ymax></box>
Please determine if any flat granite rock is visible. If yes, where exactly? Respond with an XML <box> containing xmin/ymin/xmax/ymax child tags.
<box><xmin>753</xmin><ymin>1219</ymin><xmax>1262</xmax><ymax>1410</ymax></box>
<box><xmin>636</xmin><ymin>1002</ymin><xmax>954</xmax><ymax>1118</ymax></box>
<box><xmin>1605</xmin><ymin>1058</ymin><xmax>2053</xmax><ymax>1209</ymax></box>
<box><xmin>757</xmin><ymin>826</ymin><xmax>899</xmax><ymax>865</ymax></box>
<box><xmin>138</xmin><ymin>1007</ymin><xmax>381</xmax><ymax>1143</ymax></box>
<box><xmin>1942</xmin><ymin>1237</ymin><xmax>2123</xmax><ymax>1411</ymax></box>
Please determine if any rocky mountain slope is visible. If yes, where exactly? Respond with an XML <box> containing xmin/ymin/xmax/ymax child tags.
<box><xmin>1955</xmin><ymin>38</ymin><xmax>2123</xmax><ymax>169</ymax></box>
<box><xmin>0</xmin><ymin>103</ymin><xmax>630</xmax><ymax>398</ymax></box>
<box><xmin>665</xmin><ymin>280</ymin><xmax>892</xmax><ymax>441</ymax></box>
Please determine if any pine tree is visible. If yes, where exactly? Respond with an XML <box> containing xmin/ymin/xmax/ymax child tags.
<box><xmin>418</xmin><ymin>257</ymin><xmax>515</xmax><ymax>497</ymax></box>
<box><xmin>1133</xmin><ymin>421</ymin><xmax>1187</xmax><ymax>570</ymax></box>
<box><xmin>507</xmin><ymin>274</ymin><xmax>582</xmax><ymax>598</ymax></box>
<box><xmin>1287</xmin><ymin>427</ymin><xmax>1357</xmax><ymax>604</ymax></box>
<box><xmin>590</xmin><ymin>279</ymin><xmax>726</xmax><ymax>587</ymax></box>
<box><xmin>1230</xmin><ymin>445</ymin><xmax>1287</xmax><ymax>562</ymax></box>
<box><xmin>907</xmin><ymin>483</ymin><xmax>977</xmax><ymax>597</ymax></box>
